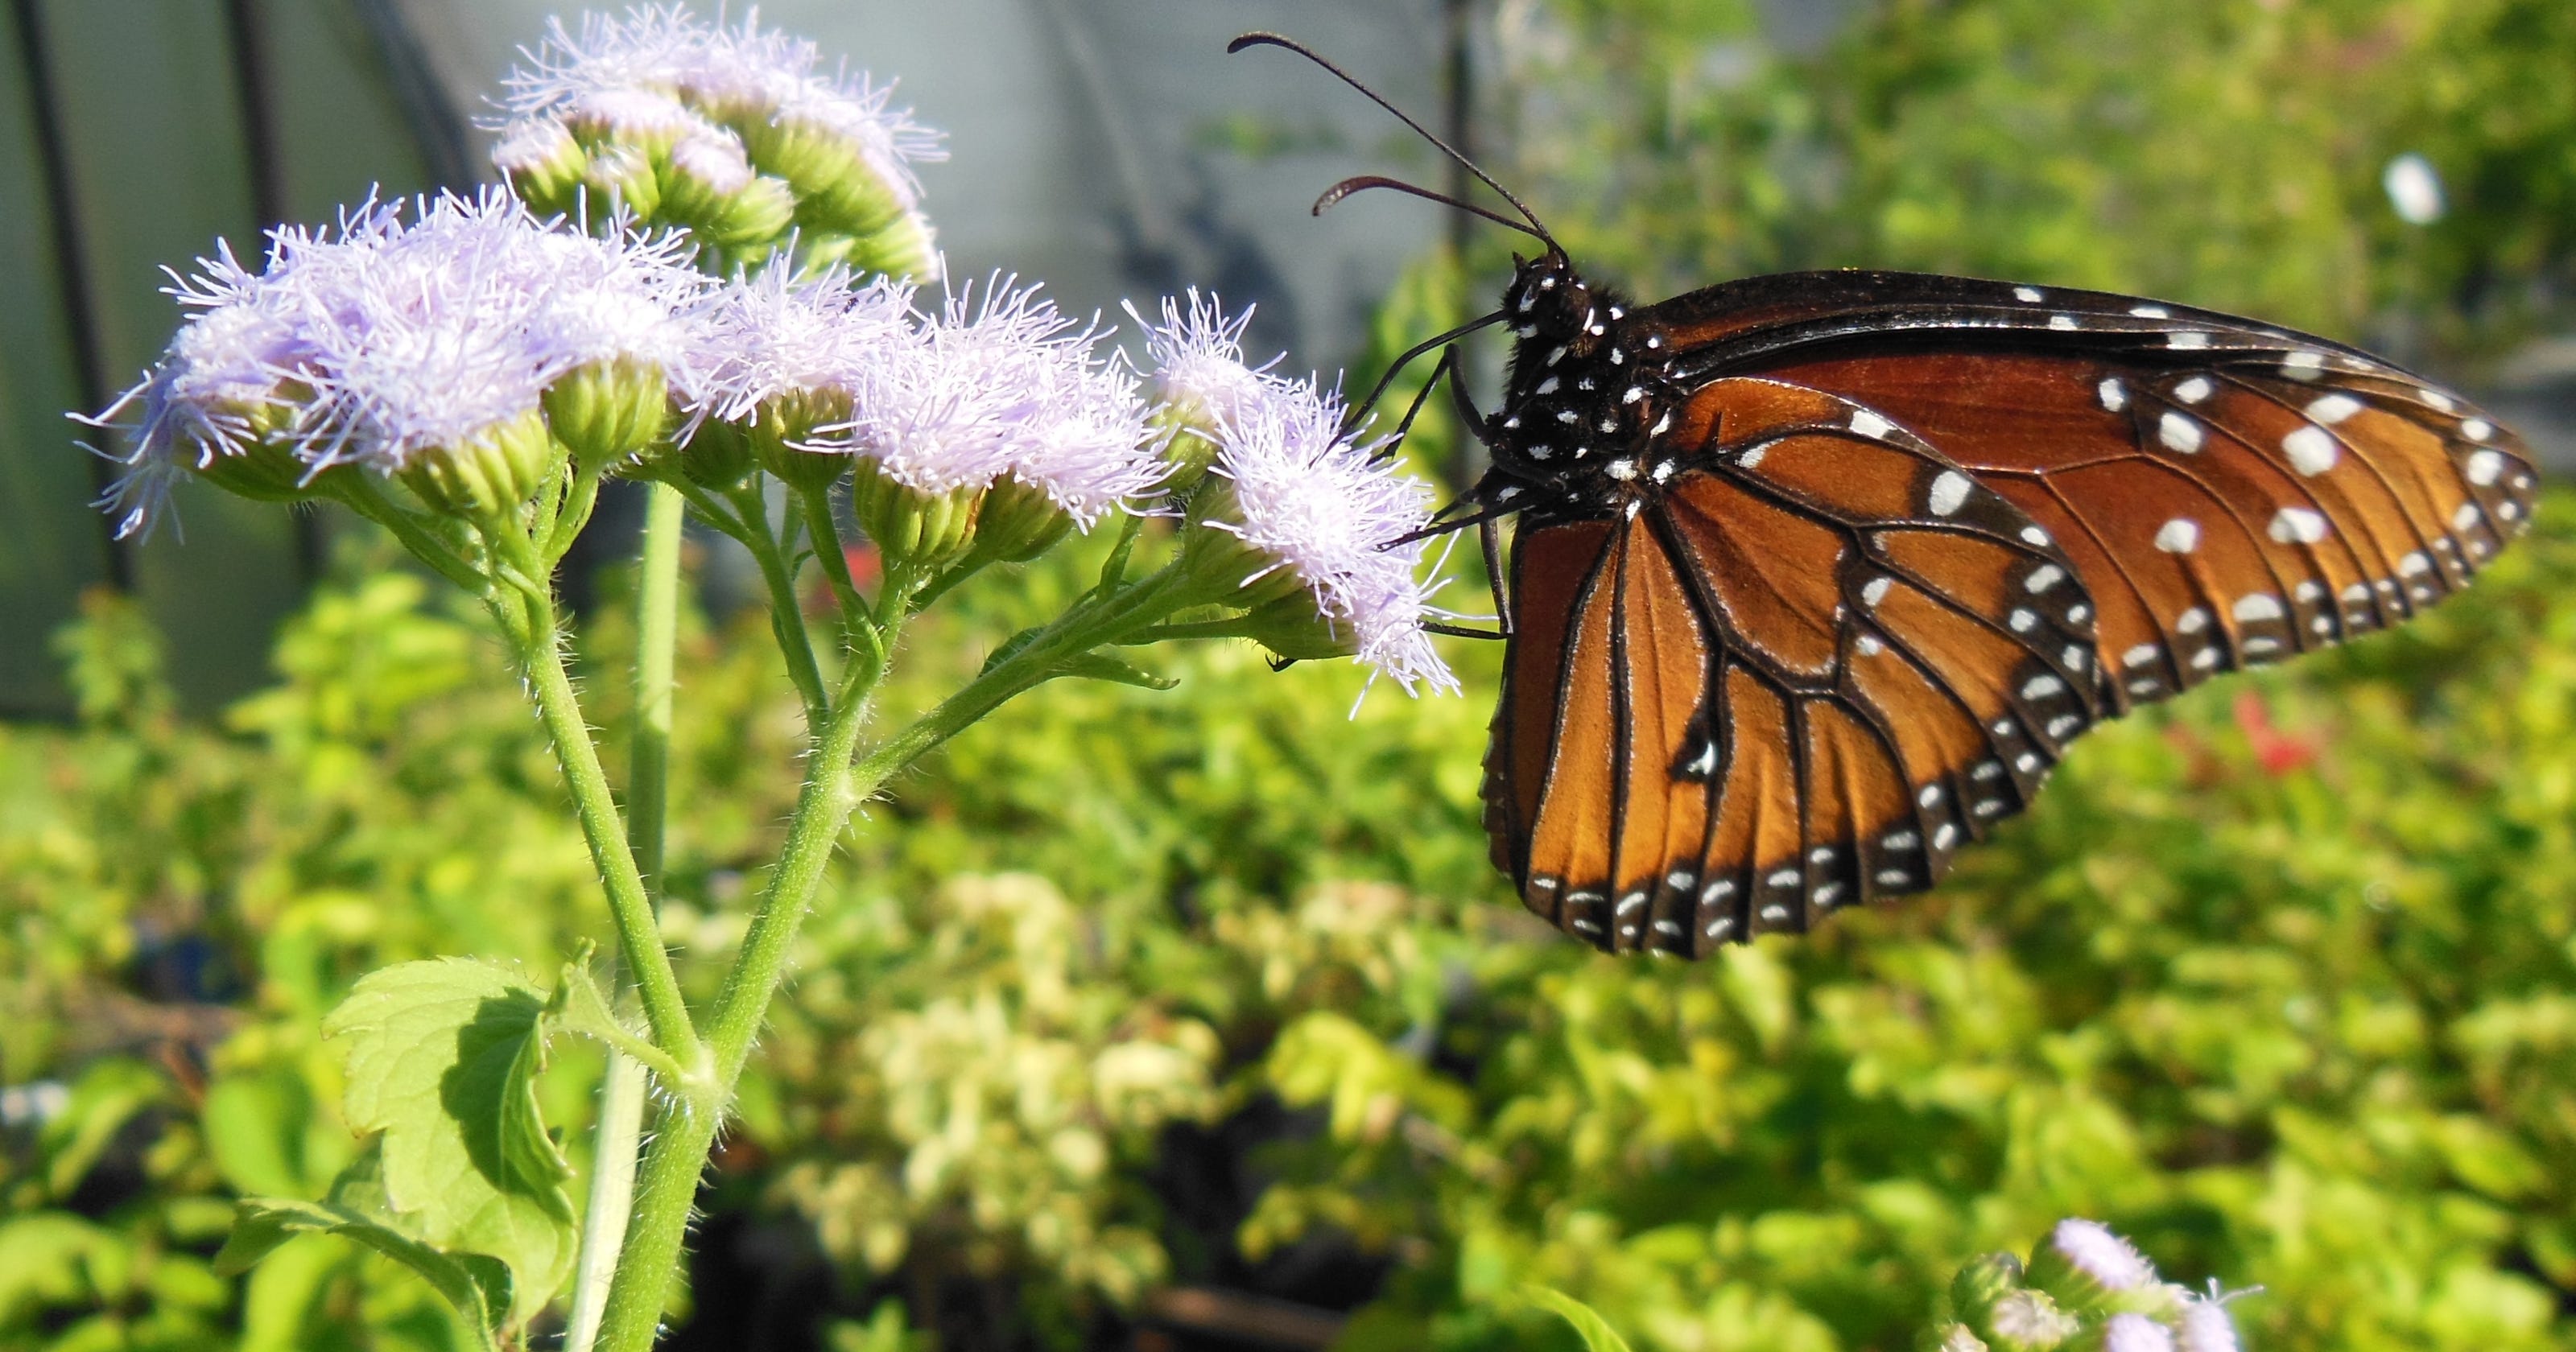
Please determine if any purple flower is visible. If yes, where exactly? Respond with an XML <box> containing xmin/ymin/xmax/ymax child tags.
<box><xmin>690</xmin><ymin>260</ymin><xmax>916</xmax><ymax>423</ymax></box>
<box><xmin>2048</xmin><ymin>1220</ymin><xmax>2157</xmax><ymax>1294</ymax></box>
<box><xmin>2102</xmin><ymin>1313</ymin><xmax>2177</xmax><ymax>1352</ymax></box>
<box><xmin>824</xmin><ymin>277</ymin><xmax>1159</xmax><ymax>521</ymax></box>
<box><xmin>1136</xmin><ymin>289</ymin><xmax>1286</xmax><ymax>430</ymax></box>
<box><xmin>500</xmin><ymin>5</ymin><xmax>942</xmax><ymax>206</ymax></box>
<box><xmin>1201</xmin><ymin>381</ymin><xmax>1459</xmax><ymax>695</ymax></box>
<box><xmin>2174</xmin><ymin>1293</ymin><xmax>2242</xmax><ymax>1352</ymax></box>
<box><xmin>89</xmin><ymin>190</ymin><xmax>711</xmax><ymax>532</ymax></box>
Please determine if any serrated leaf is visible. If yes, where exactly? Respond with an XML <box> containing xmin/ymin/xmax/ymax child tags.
<box><xmin>322</xmin><ymin>958</ymin><xmax>574</xmax><ymax>1323</ymax></box>
<box><xmin>217</xmin><ymin>1196</ymin><xmax>507</xmax><ymax>1352</ymax></box>
<box><xmin>1522</xmin><ymin>1286</ymin><xmax>1636</xmax><ymax>1352</ymax></box>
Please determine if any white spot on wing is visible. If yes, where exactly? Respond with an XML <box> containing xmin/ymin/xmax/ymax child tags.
<box><xmin>2268</xmin><ymin>507</ymin><xmax>2330</xmax><ymax>543</ymax></box>
<box><xmin>2013</xmin><ymin>286</ymin><xmax>2045</xmax><ymax>303</ymax></box>
<box><xmin>2130</xmin><ymin>304</ymin><xmax>2171</xmax><ymax>318</ymax></box>
<box><xmin>1862</xmin><ymin>576</ymin><xmax>1893</xmax><ymax>607</ymax></box>
<box><xmin>2467</xmin><ymin>449</ymin><xmax>2505</xmax><ymax>485</ymax></box>
<box><xmin>2050</xmin><ymin>314</ymin><xmax>2079</xmax><ymax>331</ymax></box>
<box><xmin>2023</xmin><ymin>674</ymin><xmax>2065</xmax><ymax>699</ymax></box>
<box><xmin>2306</xmin><ymin>394</ymin><xmax>2363</xmax><ymax>425</ymax></box>
<box><xmin>2099</xmin><ymin>378</ymin><xmax>2129</xmax><ymax>412</ymax></box>
<box><xmin>2155</xmin><ymin>518</ymin><xmax>2201</xmax><ymax>553</ymax></box>
<box><xmin>2169</xmin><ymin>332</ymin><xmax>2213</xmax><ymax>350</ymax></box>
<box><xmin>1851</xmin><ymin>409</ymin><xmax>1895</xmax><ymax>439</ymax></box>
<box><xmin>2123</xmin><ymin>643</ymin><xmax>2159</xmax><ymax>669</ymax></box>
<box><xmin>1928</xmin><ymin>471</ymin><xmax>1972</xmax><ymax>516</ymax></box>
<box><xmin>2159</xmin><ymin>411</ymin><xmax>2204</xmax><ymax>453</ymax></box>
<box><xmin>2234</xmin><ymin>592</ymin><xmax>2285</xmax><ymax>622</ymax></box>
<box><xmin>2177</xmin><ymin>606</ymin><xmax>2211</xmax><ymax>634</ymax></box>
<box><xmin>2284</xmin><ymin>426</ymin><xmax>2339</xmax><ymax>476</ymax></box>
<box><xmin>2174</xmin><ymin>376</ymin><xmax>2215</xmax><ymax>403</ymax></box>
<box><xmin>2025</xmin><ymin>564</ymin><xmax>2066</xmax><ymax>593</ymax></box>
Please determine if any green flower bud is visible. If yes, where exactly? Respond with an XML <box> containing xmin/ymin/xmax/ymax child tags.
<box><xmin>749</xmin><ymin>390</ymin><xmax>853</xmax><ymax>492</ymax></box>
<box><xmin>1146</xmin><ymin>403</ymin><xmax>1222</xmax><ymax>495</ymax></box>
<box><xmin>660</xmin><ymin>418</ymin><xmax>754</xmax><ymax>490</ymax></box>
<box><xmin>966</xmin><ymin>473</ymin><xmax>1073</xmax><ymax>563</ymax></box>
<box><xmin>544</xmin><ymin>357</ymin><xmax>671</xmax><ymax>473</ymax></box>
<box><xmin>195</xmin><ymin>435</ymin><xmax>328</xmax><ymax>504</ymax></box>
<box><xmin>400</xmin><ymin>406</ymin><xmax>557</xmax><ymax>521</ymax></box>
<box><xmin>493</xmin><ymin>118</ymin><xmax>590</xmax><ymax>218</ymax></box>
<box><xmin>741</xmin><ymin>114</ymin><xmax>910</xmax><ymax>239</ymax></box>
<box><xmin>2026</xmin><ymin>1222</ymin><xmax>2161</xmax><ymax>1319</ymax></box>
<box><xmin>1948</xmin><ymin>1252</ymin><xmax>2028</xmax><ymax>1334</ymax></box>
<box><xmin>580</xmin><ymin>142</ymin><xmax>662</xmax><ymax>219</ymax></box>
<box><xmin>1984</xmin><ymin>1291</ymin><xmax>2080</xmax><ymax>1352</ymax></box>
<box><xmin>850</xmin><ymin>455</ymin><xmax>981</xmax><ymax>570</ymax></box>
<box><xmin>1241</xmin><ymin>590</ymin><xmax>1356</xmax><ymax>662</ymax></box>
<box><xmin>836</xmin><ymin>209</ymin><xmax>939</xmax><ymax>285</ymax></box>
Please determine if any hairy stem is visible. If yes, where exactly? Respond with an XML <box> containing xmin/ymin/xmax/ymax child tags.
<box><xmin>565</xmin><ymin>481</ymin><xmax>685</xmax><ymax>1352</ymax></box>
<box><xmin>510</xmin><ymin>573</ymin><xmax>702</xmax><ymax>1069</ymax></box>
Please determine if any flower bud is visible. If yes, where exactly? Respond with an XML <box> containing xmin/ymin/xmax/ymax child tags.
<box><xmin>663</xmin><ymin>418</ymin><xmax>754</xmax><ymax>489</ymax></box>
<box><xmin>1985</xmin><ymin>1291</ymin><xmax>2080</xmax><ymax>1352</ymax></box>
<box><xmin>492</xmin><ymin>118</ymin><xmax>589</xmax><ymax>218</ymax></box>
<box><xmin>1948</xmin><ymin>1252</ymin><xmax>2027</xmax><ymax>1334</ymax></box>
<box><xmin>195</xmin><ymin>435</ymin><xmax>329</xmax><ymax>504</ymax></box>
<box><xmin>1241</xmin><ymin>590</ymin><xmax>1358</xmax><ymax>662</ymax></box>
<box><xmin>659</xmin><ymin>134</ymin><xmax>798</xmax><ymax>250</ymax></box>
<box><xmin>966</xmin><ymin>472</ymin><xmax>1072</xmax><ymax>563</ymax></box>
<box><xmin>1147</xmin><ymin>403</ymin><xmax>1222</xmax><ymax>495</ymax></box>
<box><xmin>545</xmin><ymin>357</ymin><xmax>670</xmax><ymax>473</ymax></box>
<box><xmin>1934</xmin><ymin>1324</ymin><xmax>1992</xmax><ymax>1352</ymax></box>
<box><xmin>2026</xmin><ymin>1222</ymin><xmax>2160</xmax><ymax>1318</ymax></box>
<box><xmin>2172</xmin><ymin>1295</ymin><xmax>2240</xmax><ymax>1352</ymax></box>
<box><xmin>2087</xmin><ymin>1313</ymin><xmax>2175</xmax><ymax>1352</ymax></box>
<box><xmin>740</xmin><ymin>114</ymin><xmax>910</xmax><ymax>239</ymax></box>
<box><xmin>837</xmin><ymin>210</ymin><xmax>939</xmax><ymax>285</ymax></box>
<box><xmin>400</xmin><ymin>406</ymin><xmax>557</xmax><ymax>520</ymax></box>
<box><xmin>581</xmin><ymin>142</ymin><xmax>663</xmax><ymax>219</ymax></box>
<box><xmin>851</xmin><ymin>455</ymin><xmax>980</xmax><ymax>569</ymax></box>
<box><xmin>749</xmin><ymin>390</ymin><xmax>854</xmax><ymax>492</ymax></box>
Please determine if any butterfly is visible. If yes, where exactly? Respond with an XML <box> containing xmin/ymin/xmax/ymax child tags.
<box><xmin>1231</xmin><ymin>35</ymin><xmax>2538</xmax><ymax>955</ymax></box>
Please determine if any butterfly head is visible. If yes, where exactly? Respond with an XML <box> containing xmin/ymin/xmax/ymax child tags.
<box><xmin>1482</xmin><ymin>256</ymin><xmax>1673</xmax><ymax>516</ymax></box>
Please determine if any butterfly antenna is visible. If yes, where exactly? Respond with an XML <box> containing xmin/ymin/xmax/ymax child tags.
<box><xmin>1313</xmin><ymin>174</ymin><xmax>1549</xmax><ymax>242</ymax></box>
<box><xmin>1228</xmin><ymin>31</ymin><xmax>1558</xmax><ymax>251</ymax></box>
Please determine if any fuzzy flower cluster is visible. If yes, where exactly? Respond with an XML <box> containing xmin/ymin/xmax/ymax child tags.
<box><xmin>1147</xmin><ymin>293</ymin><xmax>1459</xmax><ymax>696</ymax></box>
<box><xmin>1938</xmin><ymin>1219</ymin><xmax>2248</xmax><ymax>1352</ymax></box>
<box><xmin>691</xmin><ymin>267</ymin><xmax>1159</xmax><ymax>525</ymax></box>
<box><xmin>90</xmin><ymin>190</ymin><xmax>711</xmax><ymax>535</ymax></box>
<box><xmin>493</xmin><ymin>5</ymin><xmax>941</xmax><ymax>264</ymax></box>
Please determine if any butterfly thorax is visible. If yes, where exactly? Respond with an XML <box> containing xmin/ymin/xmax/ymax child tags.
<box><xmin>1484</xmin><ymin>255</ymin><xmax>1679</xmax><ymax>519</ymax></box>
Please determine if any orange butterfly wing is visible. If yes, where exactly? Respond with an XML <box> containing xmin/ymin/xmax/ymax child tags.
<box><xmin>1489</xmin><ymin>379</ymin><xmax>2103</xmax><ymax>954</ymax></box>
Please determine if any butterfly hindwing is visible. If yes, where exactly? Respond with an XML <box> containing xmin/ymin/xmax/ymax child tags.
<box><xmin>1493</xmin><ymin>378</ymin><xmax>2105</xmax><ymax>953</ymax></box>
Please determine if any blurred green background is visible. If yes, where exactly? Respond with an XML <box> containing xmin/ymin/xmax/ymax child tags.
<box><xmin>4</xmin><ymin>1</ymin><xmax>2575</xmax><ymax>1351</ymax></box>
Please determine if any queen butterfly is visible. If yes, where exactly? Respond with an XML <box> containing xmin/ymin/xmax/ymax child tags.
<box><xmin>1232</xmin><ymin>35</ymin><xmax>2538</xmax><ymax>955</ymax></box>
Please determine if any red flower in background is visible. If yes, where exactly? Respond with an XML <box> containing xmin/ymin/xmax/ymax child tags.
<box><xmin>2233</xmin><ymin>690</ymin><xmax>2319</xmax><ymax>777</ymax></box>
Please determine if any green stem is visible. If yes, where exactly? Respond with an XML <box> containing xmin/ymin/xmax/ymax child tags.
<box><xmin>331</xmin><ymin>477</ymin><xmax>485</xmax><ymax>593</ymax></box>
<box><xmin>1118</xmin><ymin>616</ymin><xmax>1257</xmax><ymax>644</ymax></box>
<box><xmin>687</xmin><ymin>480</ymin><xmax>830</xmax><ymax>727</ymax></box>
<box><xmin>510</xmin><ymin>580</ymin><xmax>702</xmax><ymax>1070</ymax></box>
<box><xmin>799</xmin><ymin>485</ymin><xmax>869</xmax><ymax>633</ymax></box>
<box><xmin>1093</xmin><ymin>512</ymin><xmax>1147</xmax><ymax>596</ymax></box>
<box><xmin>592</xmin><ymin>557</ymin><xmax>1201</xmax><ymax>1352</ymax></box>
<box><xmin>564</xmin><ymin>482</ymin><xmax>684</xmax><ymax>1352</ymax></box>
<box><xmin>906</xmin><ymin>554</ymin><xmax>993</xmax><ymax>612</ymax></box>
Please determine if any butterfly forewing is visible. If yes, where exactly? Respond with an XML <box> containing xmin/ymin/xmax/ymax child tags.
<box><xmin>1481</xmin><ymin>268</ymin><xmax>2531</xmax><ymax>954</ymax></box>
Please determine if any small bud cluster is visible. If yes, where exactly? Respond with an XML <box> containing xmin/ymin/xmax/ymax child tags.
<box><xmin>1933</xmin><ymin>1221</ymin><xmax>2249</xmax><ymax>1352</ymax></box>
<box><xmin>493</xmin><ymin>5</ymin><xmax>941</xmax><ymax>272</ymax></box>
<box><xmin>89</xmin><ymin>191</ymin><xmax>712</xmax><ymax>534</ymax></box>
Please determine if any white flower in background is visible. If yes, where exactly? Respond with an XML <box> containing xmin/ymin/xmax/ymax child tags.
<box><xmin>2384</xmin><ymin>151</ymin><xmax>2446</xmax><ymax>226</ymax></box>
<box><xmin>497</xmin><ymin>4</ymin><xmax>943</xmax><ymax>233</ymax></box>
<box><xmin>2173</xmin><ymin>1290</ymin><xmax>2244</xmax><ymax>1352</ymax></box>
<box><xmin>1199</xmin><ymin>381</ymin><xmax>1459</xmax><ymax>695</ymax></box>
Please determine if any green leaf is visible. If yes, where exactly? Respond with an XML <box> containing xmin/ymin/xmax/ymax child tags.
<box><xmin>549</xmin><ymin>958</ymin><xmax>691</xmax><ymax>1094</ymax></box>
<box><xmin>321</xmin><ymin>958</ymin><xmax>576</xmax><ymax>1323</ymax></box>
<box><xmin>216</xmin><ymin>1197</ymin><xmax>508</xmax><ymax>1352</ymax></box>
<box><xmin>38</xmin><ymin>1058</ymin><xmax>166</xmax><ymax>1201</ymax></box>
<box><xmin>1052</xmin><ymin>651</ymin><xmax>1179</xmax><ymax>690</ymax></box>
<box><xmin>1522</xmin><ymin>1286</ymin><xmax>1636</xmax><ymax>1352</ymax></box>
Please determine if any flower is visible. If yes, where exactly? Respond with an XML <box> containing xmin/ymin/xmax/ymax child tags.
<box><xmin>2173</xmin><ymin>1293</ymin><xmax>2241</xmax><ymax>1352</ymax></box>
<box><xmin>2046</xmin><ymin>1220</ymin><xmax>2158</xmax><ymax>1295</ymax></box>
<box><xmin>1192</xmin><ymin>380</ymin><xmax>1459</xmax><ymax>695</ymax></box>
<box><xmin>89</xmin><ymin>190</ymin><xmax>712</xmax><ymax>530</ymax></box>
<box><xmin>2101</xmin><ymin>1313</ymin><xmax>2176</xmax><ymax>1352</ymax></box>
<box><xmin>496</xmin><ymin>5</ymin><xmax>942</xmax><ymax>266</ymax></box>
<box><xmin>1987</xmin><ymin>1291</ymin><xmax>2079</xmax><ymax>1350</ymax></box>
<box><xmin>1137</xmin><ymin>290</ymin><xmax>1285</xmax><ymax>429</ymax></box>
